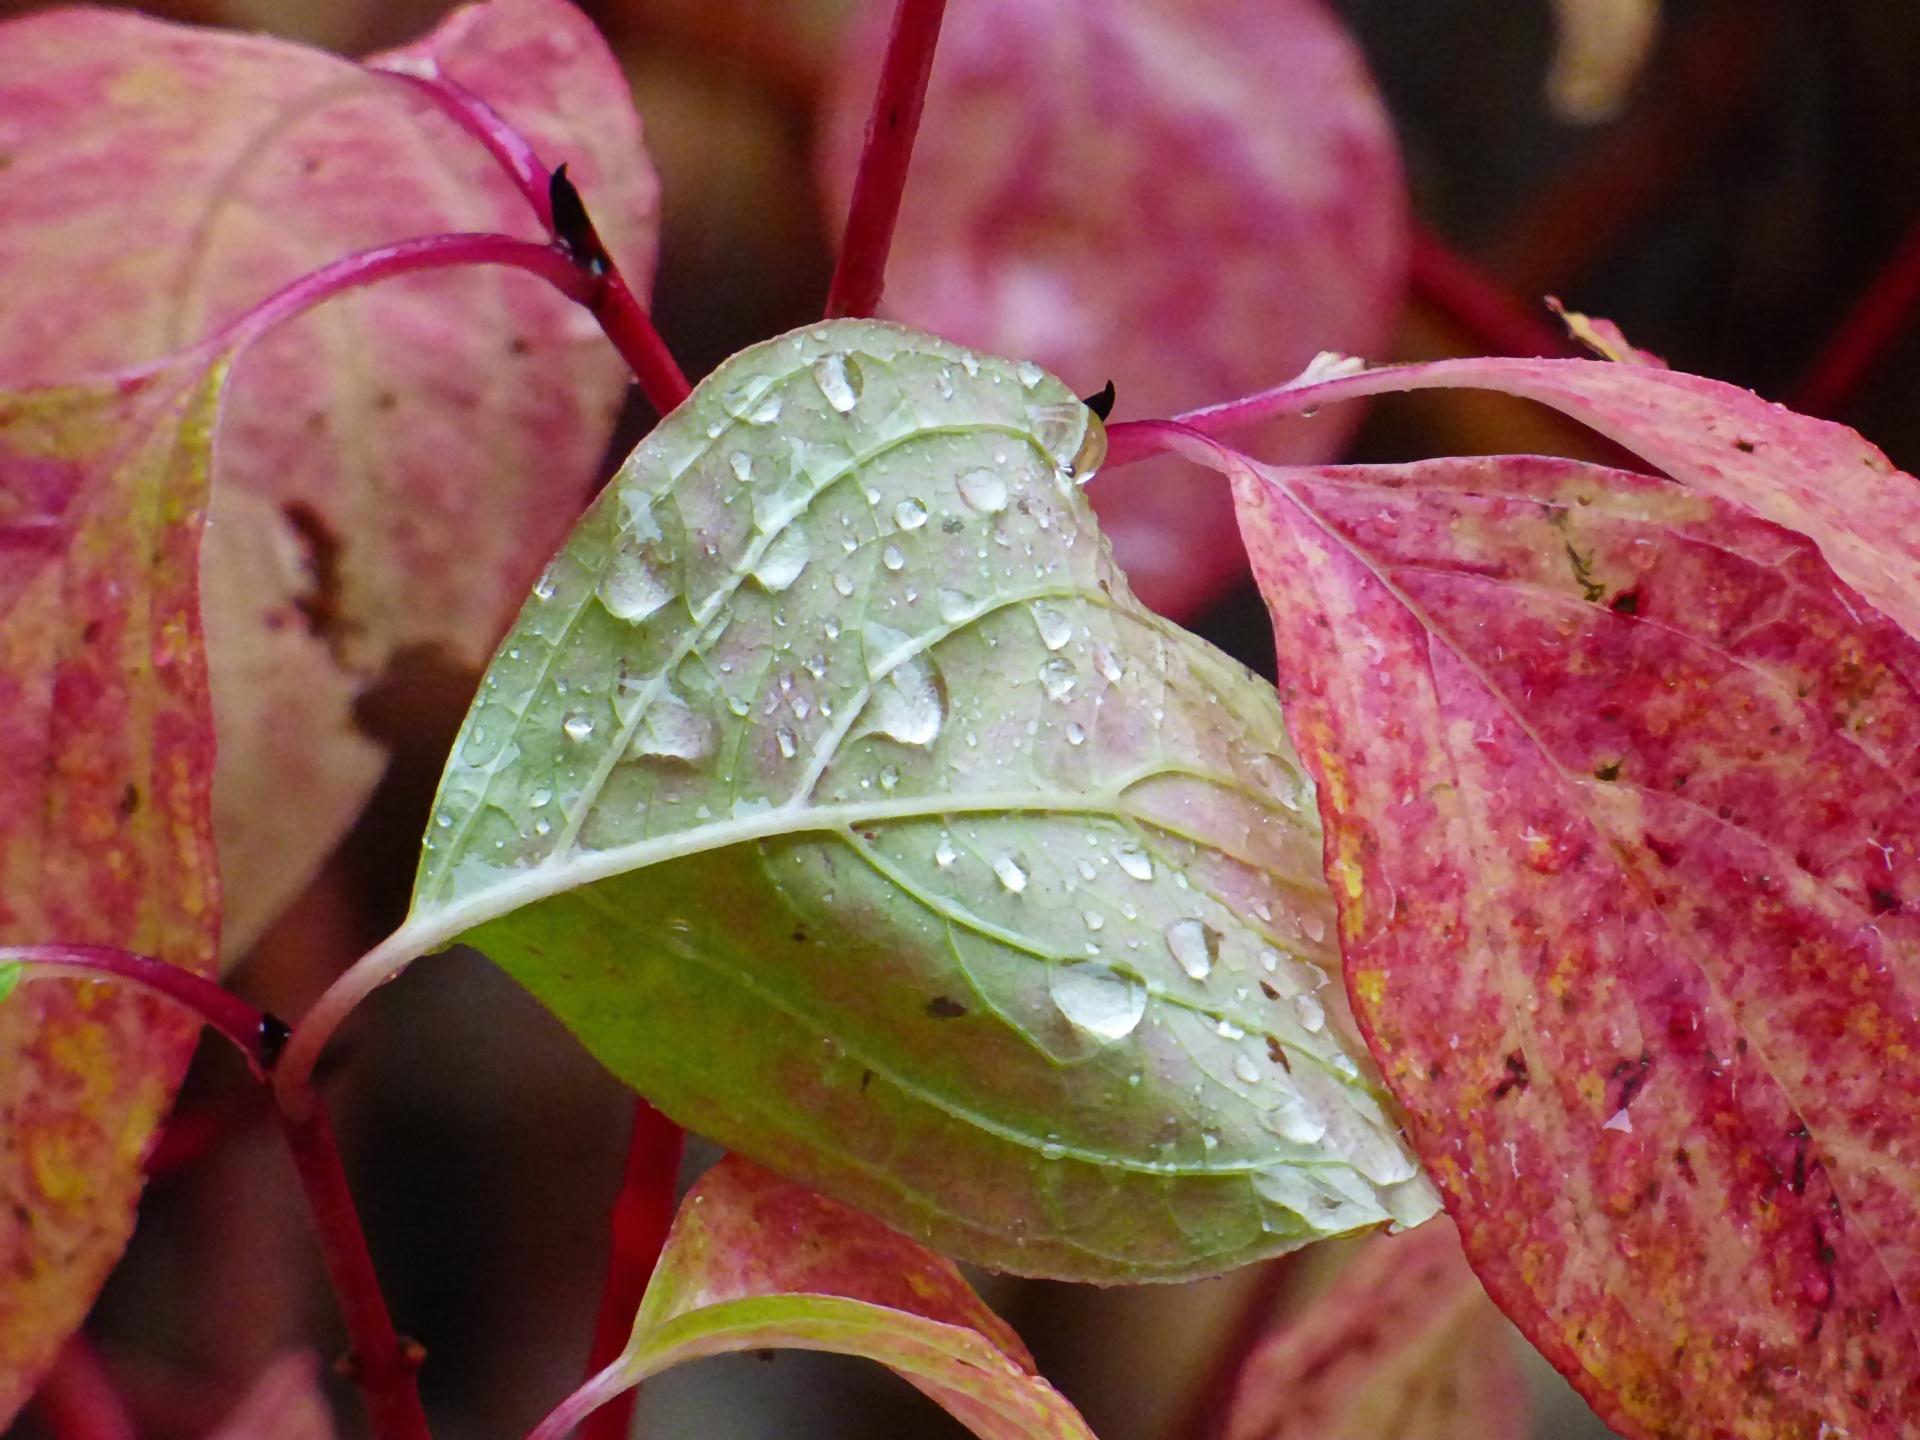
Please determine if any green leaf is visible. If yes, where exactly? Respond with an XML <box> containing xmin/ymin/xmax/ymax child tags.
<box><xmin>409</xmin><ymin>320</ymin><xmax>1436</xmax><ymax>1281</ymax></box>
<box><xmin>538</xmin><ymin>1155</ymin><xmax>1095</xmax><ymax>1440</ymax></box>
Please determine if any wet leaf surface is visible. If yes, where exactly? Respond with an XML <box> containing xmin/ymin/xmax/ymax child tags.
<box><xmin>0</xmin><ymin>360</ymin><xmax>225</xmax><ymax>1424</ymax></box>
<box><xmin>1219</xmin><ymin>446</ymin><xmax>1920</xmax><ymax>1437</ymax></box>
<box><xmin>1224</xmin><ymin>1217</ymin><xmax>1527</xmax><ymax>1440</ymax></box>
<box><xmin>410</xmin><ymin>320</ymin><xmax>1436</xmax><ymax>1281</ymax></box>
<box><xmin>0</xmin><ymin>0</ymin><xmax>658</xmax><ymax>954</ymax></box>
<box><xmin>571</xmin><ymin>1154</ymin><xmax>1093</xmax><ymax>1440</ymax></box>
<box><xmin>818</xmin><ymin>0</ymin><xmax>1406</xmax><ymax>621</ymax></box>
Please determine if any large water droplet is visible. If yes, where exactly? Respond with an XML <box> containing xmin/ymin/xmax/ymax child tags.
<box><xmin>1050</xmin><ymin>962</ymin><xmax>1146</xmax><ymax>1042</ymax></box>
<box><xmin>752</xmin><ymin>524</ymin><xmax>811</xmax><ymax>592</ymax></box>
<box><xmin>993</xmin><ymin>853</ymin><xmax>1029</xmax><ymax>893</ymax></box>
<box><xmin>627</xmin><ymin>690</ymin><xmax>715</xmax><ymax>764</ymax></box>
<box><xmin>882</xmin><ymin>545</ymin><xmax>906</xmax><ymax>571</ymax></box>
<box><xmin>934</xmin><ymin>836</ymin><xmax>959</xmax><ymax>869</ymax></box>
<box><xmin>937</xmin><ymin>588</ymin><xmax>975</xmax><ymax>622</ymax></box>
<box><xmin>832</xmin><ymin>571</ymin><xmax>855</xmax><ymax>597</ymax></box>
<box><xmin>1167</xmin><ymin>919</ymin><xmax>1221</xmax><ymax>980</ymax></box>
<box><xmin>1116</xmin><ymin>844</ymin><xmax>1153</xmax><ymax>882</ymax></box>
<box><xmin>1016</xmin><ymin>361</ymin><xmax>1045</xmax><ymax>389</ymax></box>
<box><xmin>893</xmin><ymin>497</ymin><xmax>928</xmax><ymax>531</ymax></box>
<box><xmin>1252</xmin><ymin>1167</ymin><xmax>1386</xmax><ymax>1232</ymax></box>
<box><xmin>1268</xmin><ymin>1102</ymin><xmax>1328</xmax><ymax>1146</ymax></box>
<box><xmin>1293</xmin><ymin>994</ymin><xmax>1326</xmax><ymax>1033</ymax></box>
<box><xmin>776</xmin><ymin>725</ymin><xmax>798</xmax><ymax>759</ymax></box>
<box><xmin>729</xmin><ymin>451</ymin><xmax>754</xmax><ymax>484</ymax></box>
<box><xmin>1232</xmin><ymin>1053</ymin><xmax>1262</xmax><ymax>1084</ymax></box>
<box><xmin>1039</xmin><ymin>656</ymin><xmax>1077</xmax><ymax>700</ymax></box>
<box><xmin>750</xmin><ymin>396</ymin><xmax>783</xmax><ymax>425</ymax></box>
<box><xmin>956</xmin><ymin>467</ymin><xmax>1009</xmax><ymax>514</ymax></box>
<box><xmin>1030</xmin><ymin>602</ymin><xmax>1072</xmax><ymax>651</ymax></box>
<box><xmin>861</xmin><ymin>651</ymin><xmax>944</xmax><ymax>747</ymax></box>
<box><xmin>599</xmin><ymin>543</ymin><xmax>675</xmax><ymax>623</ymax></box>
<box><xmin>562</xmin><ymin>710</ymin><xmax>595</xmax><ymax>742</ymax></box>
<box><xmin>812</xmin><ymin>352</ymin><xmax>862</xmax><ymax>412</ymax></box>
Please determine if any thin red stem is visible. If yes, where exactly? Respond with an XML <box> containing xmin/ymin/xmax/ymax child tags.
<box><xmin>368</xmin><ymin>60</ymin><xmax>553</xmax><ymax>226</ymax></box>
<box><xmin>1409</xmin><ymin>228</ymin><xmax>1577</xmax><ymax>359</ymax></box>
<box><xmin>578</xmin><ymin>1101</ymin><xmax>686</xmax><ymax>1440</ymax></box>
<box><xmin>590</xmin><ymin>267</ymin><xmax>692</xmax><ymax>413</ymax></box>
<box><xmin>33</xmin><ymin>1339</ymin><xmax>141</xmax><ymax>1440</ymax></box>
<box><xmin>1792</xmin><ymin>212</ymin><xmax>1920</xmax><ymax>417</ymax></box>
<box><xmin>0</xmin><ymin>945</ymin><xmax>277</xmax><ymax>1074</ymax></box>
<box><xmin>277</xmin><ymin>1097</ymin><xmax>433</xmax><ymax>1440</ymax></box>
<box><xmin>824</xmin><ymin>0</ymin><xmax>948</xmax><ymax>319</ymax></box>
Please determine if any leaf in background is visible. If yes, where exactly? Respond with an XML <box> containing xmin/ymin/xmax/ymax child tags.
<box><xmin>0</xmin><ymin>0</ymin><xmax>659</xmax><ymax>955</ymax></box>
<box><xmin>817</xmin><ymin>0</ymin><xmax>1406</xmax><ymax>622</ymax></box>
<box><xmin>207</xmin><ymin>1352</ymin><xmax>336</xmax><ymax>1440</ymax></box>
<box><xmin>404</xmin><ymin>319</ymin><xmax>1436</xmax><ymax>1281</ymax></box>
<box><xmin>1218</xmin><ymin>447</ymin><xmax>1920</xmax><ymax>1436</ymax></box>
<box><xmin>1224</xmin><ymin>1217</ymin><xmax>1527</xmax><ymax>1440</ymax></box>
<box><xmin>1546</xmin><ymin>0</ymin><xmax>1661</xmax><ymax>123</ymax></box>
<box><xmin>0</xmin><ymin>360</ymin><xmax>225</xmax><ymax>1424</ymax></box>
<box><xmin>545</xmin><ymin>1154</ymin><xmax>1094</xmax><ymax>1440</ymax></box>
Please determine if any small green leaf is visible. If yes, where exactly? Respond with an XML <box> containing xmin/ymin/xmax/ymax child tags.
<box><xmin>0</xmin><ymin>962</ymin><xmax>20</xmax><ymax>1004</ymax></box>
<box><xmin>411</xmin><ymin>321</ymin><xmax>1435</xmax><ymax>1280</ymax></box>
<box><xmin>541</xmin><ymin>1155</ymin><xmax>1094</xmax><ymax>1440</ymax></box>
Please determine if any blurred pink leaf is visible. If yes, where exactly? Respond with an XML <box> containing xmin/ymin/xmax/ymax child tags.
<box><xmin>1224</xmin><ymin>1218</ymin><xmax>1527</xmax><ymax>1440</ymax></box>
<box><xmin>0</xmin><ymin>360</ymin><xmax>226</xmax><ymax>1425</ymax></box>
<box><xmin>0</xmin><ymin>0</ymin><xmax>659</xmax><ymax>955</ymax></box>
<box><xmin>208</xmin><ymin>1352</ymin><xmax>335</xmax><ymax>1440</ymax></box>
<box><xmin>818</xmin><ymin>0</ymin><xmax>1406</xmax><ymax>621</ymax></box>
<box><xmin>1204</xmin><ymin>438</ymin><xmax>1920</xmax><ymax>1437</ymax></box>
<box><xmin>537</xmin><ymin>1155</ymin><xmax>1097</xmax><ymax>1440</ymax></box>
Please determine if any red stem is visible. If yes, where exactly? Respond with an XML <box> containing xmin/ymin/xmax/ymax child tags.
<box><xmin>1792</xmin><ymin>211</ymin><xmax>1920</xmax><ymax>418</ymax></box>
<box><xmin>578</xmin><ymin>1101</ymin><xmax>687</xmax><ymax>1440</ymax></box>
<box><xmin>368</xmin><ymin>60</ymin><xmax>553</xmax><ymax>226</ymax></box>
<box><xmin>1</xmin><ymin>945</ymin><xmax>277</xmax><ymax>1074</ymax></box>
<box><xmin>1408</xmin><ymin>228</ymin><xmax>1577</xmax><ymax>359</ymax></box>
<box><xmin>824</xmin><ymin>0</ymin><xmax>949</xmax><ymax>320</ymax></box>
<box><xmin>277</xmin><ymin>1097</ymin><xmax>433</xmax><ymax>1440</ymax></box>
<box><xmin>33</xmin><ymin>1339</ymin><xmax>141</xmax><ymax>1440</ymax></box>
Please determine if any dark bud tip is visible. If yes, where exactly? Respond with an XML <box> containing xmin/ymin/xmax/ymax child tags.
<box><xmin>548</xmin><ymin>163</ymin><xmax>610</xmax><ymax>277</ymax></box>
<box><xmin>1082</xmin><ymin>379</ymin><xmax>1117</xmax><ymax>421</ymax></box>
<box><xmin>257</xmin><ymin>1012</ymin><xmax>293</xmax><ymax>1070</ymax></box>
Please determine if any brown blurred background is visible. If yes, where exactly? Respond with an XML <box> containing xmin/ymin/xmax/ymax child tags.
<box><xmin>8</xmin><ymin>1</ymin><xmax>1918</xmax><ymax>1438</ymax></box>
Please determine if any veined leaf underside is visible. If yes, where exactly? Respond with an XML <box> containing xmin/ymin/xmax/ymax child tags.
<box><xmin>412</xmin><ymin>321</ymin><xmax>1437</xmax><ymax>1280</ymax></box>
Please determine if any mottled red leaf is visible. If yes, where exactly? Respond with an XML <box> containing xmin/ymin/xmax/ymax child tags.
<box><xmin>0</xmin><ymin>360</ymin><xmax>225</xmax><ymax>1424</ymax></box>
<box><xmin>1203</xmin><ymin>440</ymin><xmax>1920</xmax><ymax>1437</ymax></box>
<box><xmin>818</xmin><ymin>0</ymin><xmax>1406</xmax><ymax>621</ymax></box>
<box><xmin>536</xmin><ymin>1155</ymin><xmax>1095</xmax><ymax>1440</ymax></box>
<box><xmin>1224</xmin><ymin>1218</ymin><xmax>1528</xmax><ymax>1440</ymax></box>
<box><xmin>0</xmin><ymin>0</ymin><xmax>658</xmax><ymax>953</ymax></box>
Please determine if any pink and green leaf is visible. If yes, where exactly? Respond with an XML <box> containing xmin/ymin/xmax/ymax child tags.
<box><xmin>536</xmin><ymin>1155</ymin><xmax>1096</xmax><ymax>1440</ymax></box>
<box><xmin>0</xmin><ymin>0</ymin><xmax>659</xmax><ymax>954</ymax></box>
<box><xmin>1201</xmin><ymin>435</ymin><xmax>1920</xmax><ymax>1437</ymax></box>
<box><xmin>0</xmin><ymin>359</ymin><xmax>227</xmax><ymax>1425</ymax></box>
<box><xmin>817</xmin><ymin>0</ymin><xmax>1407</xmax><ymax>621</ymax></box>
<box><xmin>1223</xmin><ymin>1218</ymin><xmax>1528</xmax><ymax>1440</ymax></box>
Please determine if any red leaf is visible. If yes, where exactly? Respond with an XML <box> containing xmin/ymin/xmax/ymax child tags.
<box><xmin>818</xmin><ymin>0</ymin><xmax>1406</xmax><ymax>620</ymax></box>
<box><xmin>0</xmin><ymin>0</ymin><xmax>659</xmax><ymax>954</ymax></box>
<box><xmin>0</xmin><ymin>362</ymin><xmax>225</xmax><ymax>1425</ymax></box>
<box><xmin>1224</xmin><ymin>1218</ymin><xmax>1528</xmax><ymax>1440</ymax></box>
<box><xmin>1210</xmin><ymin>443</ymin><xmax>1920</xmax><ymax>1437</ymax></box>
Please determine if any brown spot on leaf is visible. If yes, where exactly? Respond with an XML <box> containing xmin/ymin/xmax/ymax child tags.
<box><xmin>924</xmin><ymin>996</ymin><xmax>968</xmax><ymax>1019</ymax></box>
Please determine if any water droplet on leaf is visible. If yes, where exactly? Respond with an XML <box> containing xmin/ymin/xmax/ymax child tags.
<box><xmin>1050</xmin><ymin>962</ymin><xmax>1146</xmax><ymax>1041</ymax></box>
<box><xmin>812</xmin><ymin>352</ymin><xmax>863</xmax><ymax>412</ymax></box>
<box><xmin>1167</xmin><ymin>918</ymin><xmax>1221</xmax><ymax>980</ymax></box>
<box><xmin>956</xmin><ymin>467</ymin><xmax>1009</xmax><ymax>514</ymax></box>
<box><xmin>993</xmin><ymin>853</ymin><xmax>1029</xmax><ymax>893</ymax></box>
<box><xmin>752</xmin><ymin>524</ymin><xmax>811</xmax><ymax>591</ymax></box>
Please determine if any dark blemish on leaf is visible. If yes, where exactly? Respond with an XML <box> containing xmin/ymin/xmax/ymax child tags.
<box><xmin>1790</xmin><ymin>1125</ymin><xmax>1811</xmax><ymax>1195</ymax></box>
<box><xmin>374</xmin><ymin>390</ymin><xmax>399</xmax><ymax>413</ymax></box>
<box><xmin>1564</xmin><ymin>541</ymin><xmax>1606</xmax><ymax>604</ymax></box>
<box><xmin>508</xmin><ymin>336</ymin><xmax>533</xmax><ymax>356</ymax></box>
<box><xmin>859</xmin><ymin>1069</ymin><xmax>874</xmax><ymax>1093</ymax></box>
<box><xmin>790</xmin><ymin>925</ymin><xmax>810</xmax><ymax>943</ymax></box>
<box><xmin>1259</xmin><ymin>981</ymin><xmax>1279</xmax><ymax>1000</ymax></box>
<box><xmin>1609</xmin><ymin>589</ymin><xmax>1640</xmax><ymax>616</ymax></box>
<box><xmin>117</xmin><ymin>783</ymin><xmax>140</xmax><ymax>819</ymax></box>
<box><xmin>941</xmin><ymin>516</ymin><xmax>964</xmax><ymax>534</ymax></box>
<box><xmin>1870</xmin><ymin>887</ymin><xmax>1901</xmax><ymax>915</ymax></box>
<box><xmin>1735</xmin><ymin>1037</ymin><xmax>1748</xmax><ymax>1055</ymax></box>
<box><xmin>1613</xmin><ymin>1051</ymin><xmax>1652</xmax><ymax>1108</ymax></box>
<box><xmin>282</xmin><ymin>501</ymin><xmax>349</xmax><ymax>660</ymax></box>
<box><xmin>1265</xmin><ymin>1035</ymin><xmax>1291</xmax><ymax>1071</ymax></box>
<box><xmin>81</xmin><ymin>620</ymin><xmax>102</xmax><ymax>645</ymax></box>
<box><xmin>304</xmin><ymin>411</ymin><xmax>326</xmax><ymax>434</ymax></box>
<box><xmin>924</xmin><ymin>996</ymin><xmax>968</xmax><ymax>1019</ymax></box>
<box><xmin>1427</xmin><ymin>1061</ymin><xmax>1445</xmax><ymax>1081</ymax></box>
<box><xmin>1734</xmin><ymin>439</ymin><xmax>1756</xmax><ymax>453</ymax></box>
<box><xmin>1594</xmin><ymin>760</ymin><xmax>1622</xmax><ymax>782</ymax></box>
<box><xmin>1492</xmin><ymin>1049</ymin><xmax>1530</xmax><ymax>1099</ymax></box>
<box><xmin>303</xmin><ymin>156</ymin><xmax>321</xmax><ymax>176</ymax></box>
<box><xmin>1676</xmin><ymin>1147</ymin><xmax>1698</xmax><ymax>1184</ymax></box>
<box><xmin>1082</xmin><ymin>380</ymin><xmax>1117</xmax><ymax>420</ymax></box>
<box><xmin>1643</xmin><ymin>834</ymin><xmax>1681</xmax><ymax>866</ymax></box>
<box><xmin>753</xmin><ymin>1349</ymin><xmax>778</xmax><ymax>1363</ymax></box>
<box><xmin>1717</xmin><ymin>805</ymin><xmax>1733</xmax><ymax>820</ymax></box>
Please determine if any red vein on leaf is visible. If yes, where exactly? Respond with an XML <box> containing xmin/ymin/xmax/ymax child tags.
<box><xmin>578</xmin><ymin>1101</ymin><xmax>686</xmax><ymax>1440</ymax></box>
<box><xmin>367</xmin><ymin>59</ymin><xmax>554</xmax><ymax>226</ymax></box>
<box><xmin>1409</xmin><ymin>228</ymin><xmax>1578</xmax><ymax>359</ymax></box>
<box><xmin>1792</xmin><ymin>212</ymin><xmax>1920</xmax><ymax>417</ymax></box>
<box><xmin>824</xmin><ymin>0</ymin><xmax>949</xmax><ymax>320</ymax></box>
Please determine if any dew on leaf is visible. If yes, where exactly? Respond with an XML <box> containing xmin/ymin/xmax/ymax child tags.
<box><xmin>1116</xmin><ymin>844</ymin><xmax>1154</xmax><ymax>882</ymax></box>
<box><xmin>934</xmin><ymin>836</ymin><xmax>959</xmax><ymax>869</ymax></box>
<box><xmin>1066</xmin><ymin>722</ymin><xmax>1086</xmax><ymax>745</ymax></box>
<box><xmin>882</xmin><ymin>545</ymin><xmax>906</xmax><ymax>571</ymax></box>
<box><xmin>1050</xmin><ymin>962</ymin><xmax>1146</xmax><ymax>1042</ymax></box>
<box><xmin>729</xmin><ymin>451</ymin><xmax>754</xmax><ymax>483</ymax></box>
<box><xmin>749</xmin><ymin>396</ymin><xmax>783</xmax><ymax>425</ymax></box>
<box><xmin>752</xmin><ymin>524</ymin><xmax>812</xmax><ymax>592</ymax></box>
<box><xmin>1268</xmin><ymin>1102</ymin><xmax>1328</xmax><ymax>1146</ymax></box>
<box><xmin>1232</xmin><ymin>1053</ymin><xmax>1262</xmax><ymax>1084</ymax></box>
<box><xmin>956</xmin><ymin>467</ymin><xmax>1009</xmax><ymax>514</ymax></box>
<box><xmin>893</xmin><ymin>497</ymin><xmax>928</xmax><ymax>531</ymax></box>
<box><xmin>776</xmin><ymin>726</ymin><xmax>798</xmax><ymax>759</ymax></box>
<box><xmin>1293</xmin><ymin>994</ymin><xmax>1327</xmax><ymax>1033</ymax></box>
<box><xmin>833</xmin><ymin>570</ymin><xmax>855</xmax><ymax>597</ymax></box>
<box><xmin>529</xmin><ymin>785</ymin><xmax>553</xmax><ymax>808</ymax></box>
<box><xmin>627</xmin><ymin>691</ymin><xmax>716</xmax><ymax>764</ymax></box>
<box><xmin>993</xmin><ymin>853</ymin><xmax>1029</xmax><ymax>893</ymax></box>
<box><xmin>1040</xmin><ymin>657</ymin><xmax>1077</xmax><ymax>700</ymax></box>
<box><xmin>937</xmin><ymin>587</ymin><xmax>974</xmax><ymax>622</ymax></box>
<box><xmin>532</xmin><ymin>570</ymin><xmax>557</xmax><ymax>600</ymax></box>
<box><xmin>1030</xmin><ymin>602</ymin><xmax>1072</xmax><ymax>651</ymax></box>
<box><xmin>861</xmin><ymin>653</ymin><xmax>944</xmax><ymax>747</ymax></box>
<box><xmin>1167</xmin><ymin>918</ymin><xmax>1222</xmax><ymax>980</ymax></box>
<box><xmin>599</xmin><ymin>544</ymin><xmax>675</xmax><ymax>622</ymax></box>
<box><xmin>1253</xmin><ymin>1168</ymin><xmax>1384</xmax><ymax>1231</ymax></box>
<box><xmin>812</xmin><ymin>352</ymin><xmax>863</xmax><ymax>412</ymax></box>
<box><xmin>562</xmin><ymin>710</ymin><xmax>595</xmax><ymax>742</ymax></box>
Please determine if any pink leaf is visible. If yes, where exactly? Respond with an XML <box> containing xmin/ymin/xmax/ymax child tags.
<box><xmin>0</xmin><ymin>0</ymin><xmax>659</xmax><ymax>954</ymax></box>
<box><xmin>1205</xmin><ymin>439</ymin><xmax>1920</xmax><ymax>1437</ymax></box>
<box><xmin>207</xmin><ymin>1352</ymin><xmax>336</xmax><ymax>1440</ymax></box>
<box><xmin>1224</xmin><ymin>1218</ymin><xmax>1528</xmax><ymax>1440</ymax></box>
<box><xmin>0</xmin><ymin>360</ymin><xmax>225</xmax><ymax>1426</ymax></box>
<box><xmin>817</xmin><ymin>0</ymin><xmax>1406</xmax><ymax>620</ymax></box>
<box><xmin>536</xmin><ymin>1155</ymin><xmax>1096</xmax><ymax>1440</ymax></box>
